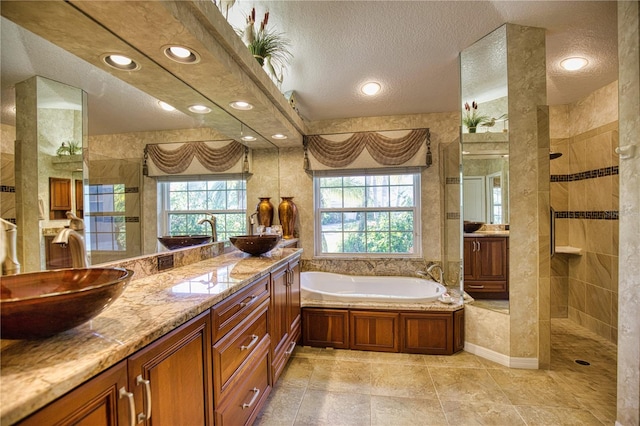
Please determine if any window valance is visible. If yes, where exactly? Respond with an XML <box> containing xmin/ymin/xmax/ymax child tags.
<box><xmin>144</xmin><ymin>140</ymin><xmax>249</xmax><ymax>177</ymax></box>
<box><xmin>303</xmin><ymin>128</ymin><xmax>431</xmax><ymax>171</ymax></box>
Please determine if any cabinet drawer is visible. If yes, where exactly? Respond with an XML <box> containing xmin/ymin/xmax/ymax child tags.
<box><xmin>464</xmin><ymin>281</ymin><xmax>507</xmax><ymax>292</ymax></box>
<box><xmin>212</xmin><ymin>276</ymin><xmax>269</xmax><ymax>341</ymax></box>
<box><xmin>215</xmin><ymin>344</ymin><xmax>271</xmax><ymax>426</ymax></box>
<box><xmin>213</xmin><ymin>300</ymin><xmax>269</xmax><ymax>397</ymax></box>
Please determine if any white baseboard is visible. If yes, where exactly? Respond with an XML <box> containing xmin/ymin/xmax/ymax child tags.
<box><xmin>465</xmin><ymin>342</ymin><xmax>539</xmax><ymax>369</ymax></box>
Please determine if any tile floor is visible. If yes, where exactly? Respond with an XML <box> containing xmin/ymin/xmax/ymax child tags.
<box><xmin>255</xmin><ymin>319</ymin><xmax>617</xmax><ymax>425</ymax></box>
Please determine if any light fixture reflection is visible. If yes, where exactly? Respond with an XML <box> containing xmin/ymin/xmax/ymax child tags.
<box><xmin>188</xmin><ymin>104</ymin><xmax>212</xmax><ymax>114</ymax></box>
<box><xmin>241</xmin><ymin>135</ymin><xmax>257</xmax><ymax>142</ymax></box>
<box><xmin>560</xmin><ymin>57</ymin><xmax>588</xmax><ymax>71</ymax></box>
<box><xmin>271</xmin><ymin>134</ymin><xmax>287</xmax><ymax>140</ymax></box>
<box><xmin>230</xmin><ymin>101</ymin><xmax>253</xmax><ymax>110</ymax></box>
<box><xmin>158</xmin><ymin>101</ymin><xmax>175</xmax><ymax>111</ymax></box>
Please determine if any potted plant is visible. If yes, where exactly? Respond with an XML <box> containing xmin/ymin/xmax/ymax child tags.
<box><xmin>238</xmin><ymin>8</ymin><xmax>292</xmax><ymax>86</ymax></box>
<box><xmin>462</xmin><ymin>101</ymin><xmax>490</xmax><ymax>133</ymax></box>
<box><xmin>56</xmin><ymin>140</ymin><xmax>81</xmax><ymax>157</ymax></box>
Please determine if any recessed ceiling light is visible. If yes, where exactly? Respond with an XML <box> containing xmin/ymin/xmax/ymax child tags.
<box><xmin>560</xmin><ymin>57</ymin><xmax>588</xmax><ymax>71</ymax></box>
<box><xmin>271</xmin><ymin>134</ymin><xmax>287</xmax><ymax>140</ymax></box>
<box><xmin>241</xmin><ymin>135</ymin><xmax>257</xmax><ymax>142</ymax></box>
<box><xmin>188</xmin><ymin>104</ymin><xmax>211</xmax><ymax>114</ymax></box>
<box><xmin>230</xmin><ymin>101</ymin><xmax>254</xmax><ymax>110</ymax></box>
<box><xmin>102</xmin><ymin>54</ymin><xmax>140</xmax><ymax>71</ymax></box>
<box><xmin>158</xmin><ymin>101</ymin><xmax>175</xmax><ymax>112</ymax></box>
<box><xmin>361</xmin><ymin>82</ymin><xmax>381</xmax><ymax>96</ymax></box>
<box><xmin>163</xmin><ymin>45</ymin><xmax>201</xmax><ymax>64</ymax></box>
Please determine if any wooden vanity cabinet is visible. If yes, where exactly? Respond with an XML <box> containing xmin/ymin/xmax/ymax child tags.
<box><xmin>464</xmin><ymin>236</ymin><xmax>509</xmax><ymax>299</ymax></box>
<box><xmin>270</xmin><ymin>255</ymin><xmax>301</xmax><ymax>384</ymax></box>
<box><xmin>211</xmin><ymin>276</ymin><xmax>272</xmax><ymax>426</ymax></box>
<box><xmin>18</xmin><ymin>360</ymin><xmax>130</xmax><ymax>426</ymax></box>
<box><xmin>127</xmin><ymin>311</ymin><xmax>213</xmax><ymax>426</ymax></box>
<box><xmin>19</xmin><ymin>311</ymin><xmax>212</xmax><ymax>426</ymax></box>
<box><xmin>49</xmin><ymin>177</ymin><xmax>72</xmax><ymax>219</ymax></box>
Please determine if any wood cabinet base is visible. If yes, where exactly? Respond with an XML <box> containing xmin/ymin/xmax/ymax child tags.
<box><xmin>302</xmin><ymin>307</ymin><xmax>464</xmax><ymax>355</ymax></box>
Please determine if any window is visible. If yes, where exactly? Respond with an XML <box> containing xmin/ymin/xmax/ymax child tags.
<box><xmin>87</xmin><ymin>184</ymin><xmax>126</xmax><ymax>251</ymax></box>
<box><xmin>159</xmin><ymin>178</ymin><xmax>246</xmax><ymax>242</ymax></box>
<box><xmin>314</xmin><ymin>169</ymin><xmax>421</xmax><ymax>257</ymax></box>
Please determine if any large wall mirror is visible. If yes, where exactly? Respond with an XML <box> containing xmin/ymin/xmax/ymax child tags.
<box><xmin>1</xmin><ymin>9</ymin><xmax>280</xmax><ymax>273</ymax></box>
<box><xmin>459</xmin><ymin>25</ymin><xmax>510</xmax><ymax>304</ymax></box>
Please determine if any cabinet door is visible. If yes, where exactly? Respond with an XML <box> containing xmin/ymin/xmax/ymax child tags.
<box><xmin>476</xmin><ymin>237</ymin><xmax>508</xmax><ymax>281</ymax></box>
<box><xmin>19</xmin><ymin>361</ymin><xmax>130</xmax><ymax>426</ymax></box>
<box><xmin>302</xmin><ymin>308</ymin><xmax>349</xmax><ymax>349</ymax></box>
<box><xmin>287</xmin><ymin>257</ymin><xmax>301</xmax><ymax>340</ymax></box>
<box><xmin>350</xmin><ymin>311</ymin><xmax>399</xmax><ymax>352</ymax></box>
<box><xmin>127</xmin><ymin>311</ymin><xmax>212</xmax><ymax>426</ymax></box>
<box><xmin>463</xmin><ymin>238</ymin><xmax>476</xmax><ymax>280</ymax></box>
<box><xmin>270</xmin><ymin>263</ymin><xmax>289</xmax><ymax>382</ymax></box>
<box><xmin>401</xmin><ymin>312</ymin><xmax>453</xmax><ymax>355</ymax></box>
<box><xmin>50</xmin><ymin>177</ymin><xmax>71</xmax><ymax>211</ymax></box>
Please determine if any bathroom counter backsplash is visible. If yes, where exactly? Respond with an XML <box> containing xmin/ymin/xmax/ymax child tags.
<box><xmin>0</xmin><ymin>247</ymin><xmax>302</xmax><ymax>425</ymax></box>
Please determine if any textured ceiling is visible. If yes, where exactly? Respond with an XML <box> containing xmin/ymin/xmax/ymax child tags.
<box><xmin>1</xmin><ymin>1</ymin><xmax>619</xmax><ymax>137</ymax></box>
<box><xmin>228</xmin><ymin>0</ymin><xmax>618</xmax><ymax>121</ymax></box>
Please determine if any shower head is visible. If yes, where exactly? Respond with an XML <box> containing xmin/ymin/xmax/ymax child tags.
<box><xmin>550</xmin><ymin>152</ymin><xmax>563</xmax><ymax>160</ymax></box>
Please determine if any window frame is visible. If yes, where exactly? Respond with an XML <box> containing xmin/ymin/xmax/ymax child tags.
<box><xmin>158</xmin><ymin>175</ymin><xmax>247</xmax><ymax>242</ymax></box>
<box><xmin>313</xmin><ymin>168</ymin><xmax>422</xmax><ymax>258</ymax></box>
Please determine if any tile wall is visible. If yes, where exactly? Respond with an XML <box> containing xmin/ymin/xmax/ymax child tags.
<box><xmin>549</xmin><ymin>81</ymin><xmax>619</xmax><ymax>344</ymax></box>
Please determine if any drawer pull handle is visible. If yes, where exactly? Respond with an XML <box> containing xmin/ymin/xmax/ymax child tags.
<box><xmin>468</xmin><ymin>285</ymin><xmax>485</xmax><ymax>289</ymax></box>
<box><xmin>242</xmin><ymin>388</ymin><xmax>260</xmax><ymax>409</ymax></box>
<box><xmin>239</xmin><ymin>295</ymin><xmax>257</xmax><ymax>308</ymax></box>
<box><xmin>118</xmin><ymin>387</ymin><xmax>136</xmax><ymax>426</ymax></box>
<box><xmin>136</xmin><ymin>375</ymin><xmax>152</xmax><ymax>422</ymax></box>
<box><xmin>241</xmin><ymin>334</ymin><xmax>259</xmax><ymax>351</ymax></box>
<box><xmin>284</xmin><ymin>341</ymin><xmax>296</xmax><ymax>356</ymax></box>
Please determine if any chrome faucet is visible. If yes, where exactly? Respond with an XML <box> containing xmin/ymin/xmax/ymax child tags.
<box><xmin>53</xmin><ymin>212</ymin><xmax>89</xmax><ymax>268</ymax></box>
<box><xmin>425</xmin><ymin>263</ymin><xmax>445</xmax><ymax>285</ymax></box>
<box><xmin>197</xmin><ymin>214</ymin><xmax>217</xmax><ymax>242</ymax></box>
<box><xmin>248</xmin><ymin>212</ymin><xmax>258</xmax><ymax>236</ymax></box>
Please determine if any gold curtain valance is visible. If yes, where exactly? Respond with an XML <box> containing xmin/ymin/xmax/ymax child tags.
<box><xmin>303</xmin><ymin>128</ymin><xmax>431</xmax><ymax>170</ymax></box>
<box><xmin>145</xmin><ymin>140</ymin><xmax>246</xmax><ymax>175</ymax></box>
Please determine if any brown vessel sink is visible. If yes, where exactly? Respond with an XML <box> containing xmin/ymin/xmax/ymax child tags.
<box><xmin>158</xmin><ymin>235</ymin><xmax>212</xmax><ymax>250</ymax></box>
<box><xmin>229</xmin><ymin>235</ymin><xmax>280</xmax><ymax>256</ymax></box>
<box><xmin>463</xmin><ymin>221</ymin><xmax>484</xmax><ymax>233</ymax></box>
<box><xmin>0</xmin><ymin>267</ymin><xmax>133</xmax><ymax>339</ymax></box>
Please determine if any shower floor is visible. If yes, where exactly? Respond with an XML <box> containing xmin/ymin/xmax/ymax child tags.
<box><xmin>255</xmin><ymin>318</ymin><xmax>616</xmax><ymax>425</ymax></box>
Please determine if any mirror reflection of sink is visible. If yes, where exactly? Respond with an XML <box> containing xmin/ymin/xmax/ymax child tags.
<box><xmin>157</xmin><ymin>235</ymin><xmax>212</xmax><ymax>250</ymax></box>
<box><xmin>229</xmin><ymin>235</ymin><xmax>280</xmax><ymax>256</ymax></box>
<box><xmin>0</xmin><ymin>267</ymin><xmax>133</xmax><ymax>339</ymax></box>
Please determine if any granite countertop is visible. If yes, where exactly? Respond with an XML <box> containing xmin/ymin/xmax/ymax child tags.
<box><xmin>0</xmin><ymin>247</ymin><xmax>302</xmax><ymax>425</ymax></box>
<box><xmin>464</xmin><ymin>231</ymin><xmax>510</xmax><ymax>237</ymax></box>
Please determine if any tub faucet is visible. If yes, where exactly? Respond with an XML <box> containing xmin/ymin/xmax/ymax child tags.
<box><xmin>1</xmin><ymin>218</ymin><xmax>20</xmax><ymax>275</ymax></box>
<box><xmin>425</xmin><ymin>263</ymin><xmax>445</xmax><ymax>285</ymax></box>
<box><xmin>53</xmin><ymin>212</ymin><xmax>89</xmax><ymax>268</ymax></box>
<box><xmin>197</xmin><ymin>214</ymin><xmax>217</xmax><ymax>242</ymax></box>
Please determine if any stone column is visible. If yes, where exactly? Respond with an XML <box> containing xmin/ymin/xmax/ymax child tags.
<box><xmin>616</xmin><ymin>1</ymin><xmax>640</xmax><ymax>424</ymax></box>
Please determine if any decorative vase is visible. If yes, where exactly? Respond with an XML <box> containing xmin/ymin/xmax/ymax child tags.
<box><xmin>278</xmin><ymin>197</ymin><xmax>298</xmax><ymax>239</ymax></box>
<box><xmin>257</xmin><ymin>197</ymin><xmax>274</xmax><ymax>227</ymax></box>
<box><xmin>468</xmin><ymin>127</ymin><xmax>477</xmax><ymax>134</ymax></box>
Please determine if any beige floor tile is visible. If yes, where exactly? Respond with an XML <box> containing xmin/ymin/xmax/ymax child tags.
<box><xmin>254</xmin><ymin>385</ymin><xmax>305</xmax><ymax>426</ymax></box>
<box><xmin>369</xmin><ymin>351</ymin><xmax>427</xmax><ymax>365</ymax></box>
<box><xmin>488</xmin><ymin>368</ymin><xmax>582</xmax><ymax>409</ymax></box>
<box><xmin>371</xmin><ymin>396</ymin><xmax>447</xmax><ymax>426</ymax></box>
<box><xmin>370</xmin><ymin>363</ymin><xmax>437</xmax><ymax>399</ymax></box>
<box><xmin>430</xmin><ymin>367</ymin><xmax>511</xmax><ymax>404</ymax></box>
<box><xmin>293</xmin><ymin>346</ymin><xmax>323</xmax><ymax>358</ymax></box>
<box><xmin>441</xmin><ymin>400</ymin><xmax>526</xmax><ymax>425</ymax></box>
<box><xmin>294</xmin><ymin>390</ymin><xmax>370</xmax><ymax>426</ymax></box>
<box><xmin>313</xmin><ymin>348</ymin><xmax>374</xmax><ymax>362</ymax></box>
<box><xmin>515</xmin><ymin>405</ymin><xmax>605</xmax><ymax>425</ymax></box>
<box><xmin>422</xmin><ymin>351</ymin><xmax>485</xmax><ymax>368</ymax></box>
<box><xmin>307</xmin><ymin>359</ymin><xmax>372</xmax><ymax>394</ymax></box>
<box><xmin>278</xmin><ymin>357</ymin><xmax>316</xmax><ymax>388</ymax></box>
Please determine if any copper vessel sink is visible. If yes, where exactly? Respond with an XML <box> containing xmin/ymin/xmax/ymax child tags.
<box><xmin>229</xmin><ymin>235</ymin><xmax>280</xmax><ymax>256</ymax></box>
<box><xmin>0</xmin><ymin>267</ymin><xmax>133</xmax><ymax>339</ymax></box>
<box><xmin>158</xmin><ymin>235</ymin><xmax>212</xmax><ymax>250</ymax></box>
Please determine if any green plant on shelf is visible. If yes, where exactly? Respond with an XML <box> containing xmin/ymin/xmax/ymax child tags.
<box><xmin>56</xmin><ymin>140</ymin><xmax>81</xmax><ymax>157</ymax></box>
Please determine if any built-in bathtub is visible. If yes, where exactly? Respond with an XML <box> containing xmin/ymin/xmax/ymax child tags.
<box><xmin>301</xmin><ymin>271</ymin><xmax>446</xmax><ymax>304</ymax></box>
<box><xmin>300</xmin><ymin>271</ymin><xmax>464</xmax><ymax>355</ymax></box>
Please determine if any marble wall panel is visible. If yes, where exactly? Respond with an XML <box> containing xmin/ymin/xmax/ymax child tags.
<box><xmin>464</xmin><ymin>304</ymin><xmax>510</xmax><ymax>357</ymax></box>
<box><xmin>616</xmin><ymin>1</ymin><xmax>640</xmax><ymax>422</ymax></box>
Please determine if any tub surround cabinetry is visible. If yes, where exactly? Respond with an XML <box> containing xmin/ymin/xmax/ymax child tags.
<box><xmin>463</xmin><ymin>234</ymin><xmax>509</xmax><ymax>299</ymax></box>
<box><xmin>1</xmin><ymin>248</ymin><xmax>302</xmax><ymax>425</ymax></box>
<box><xmin>302</xmin><ymin>308</ymin><xmax>464</xmax><ymax>355</ymax></box>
